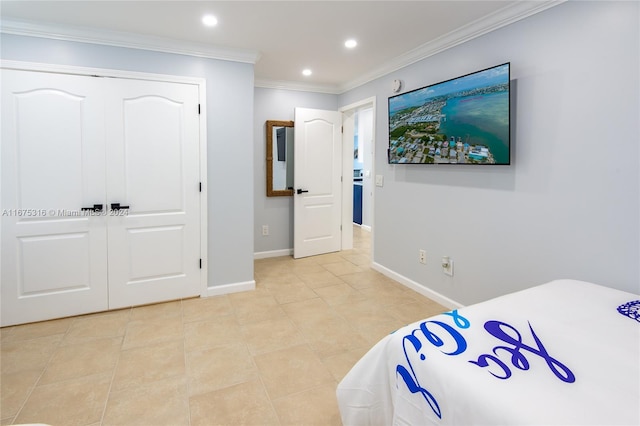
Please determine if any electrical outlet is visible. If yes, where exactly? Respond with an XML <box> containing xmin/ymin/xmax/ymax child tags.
<box><xmin>442</xmin><ymin>256</ymin><xmax>453</xmax><ymax>276</ymax></box>
<box><xmin>419</xmin><ymin>249</ymin><xmax>426</xmax><ymax>264</ymax></box>
<box><xmin>262</xmin><ymin>225</ymin><xmax>269</xmax><ymax>236</ymax></box>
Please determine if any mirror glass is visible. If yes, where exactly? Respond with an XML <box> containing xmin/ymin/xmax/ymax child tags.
<box><xmin>266</xmin><ymin>120</ymin><xmax>294</xmax><ymax>196</ymax></box>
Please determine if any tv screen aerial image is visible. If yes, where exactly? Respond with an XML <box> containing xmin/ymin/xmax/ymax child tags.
<box><xmin>388</xmin><ymin>63</ymin><xmax>510</xmax><ymax>165</ymax></box>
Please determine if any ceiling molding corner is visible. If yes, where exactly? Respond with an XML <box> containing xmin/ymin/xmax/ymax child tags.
<box><xmin>339</xmin><ymin>0</ymin><xmax>566</xmax><ymax>93</ymax></box>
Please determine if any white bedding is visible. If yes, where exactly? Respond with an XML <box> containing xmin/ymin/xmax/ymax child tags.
<box><xmin>337</xmin><ymin>280</ymin><xmax>640</xmax><ymax>425</ymax></box>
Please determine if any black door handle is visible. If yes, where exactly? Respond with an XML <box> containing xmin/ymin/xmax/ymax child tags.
<box><xmin>110</xmin><ymin>203</ymin><xmax>130</xmax><ymax>211</ymax></box>
<box><xmin>296</xmin><ymin>189</ymin><xmax>309</xmax><ymax>194</ymax></box>
<box><xmin>81</xmin><ymin>204</ymin><xmax>103</xmax><ymax>212</ymax></box>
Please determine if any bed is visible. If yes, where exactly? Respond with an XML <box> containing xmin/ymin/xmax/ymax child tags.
<box><xmin>336</xmin><ymin>279</ymin><xmax>640</xmax><ymax>425</ymax></box>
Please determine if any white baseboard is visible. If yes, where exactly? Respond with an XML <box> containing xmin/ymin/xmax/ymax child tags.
<box><xmin>204</xmin><ymin>280</ymin><xmax>255</xmax><ymax>297</ymax></box>
<box><xmin>254</xmin><ymin>249</ymin><xmax>293</xmax><ymax>259</ymax></box>
<box><xmin>371</xmin><ymin>262</ymin><xmax>463</xmax><ymax>309</ymax></box>
<box><xmin>353</xmin><ymin>223</ymin><xmax>372</xmax><ymax>232</ymax></box>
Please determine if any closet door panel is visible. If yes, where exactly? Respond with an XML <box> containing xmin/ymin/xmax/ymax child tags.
<box><xmin>1</xmin><ymin>69</ymin><xmax>108</xmax><ymax>326</ymax></box>
<box><xmin>106</xmin><ymin>79</ymin><xmax>201</xmax><ymax>309</ymax></box>
<box><xmin>122</xmin><ymin>96</ymin><xmax>184</xmax><ymax>212</ymax></box>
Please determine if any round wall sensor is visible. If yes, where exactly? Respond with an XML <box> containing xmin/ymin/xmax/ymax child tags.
<box><xmin>392</xmin><ymin>79</ymin><xmax>402</xmax><ymax>93</ymax></box>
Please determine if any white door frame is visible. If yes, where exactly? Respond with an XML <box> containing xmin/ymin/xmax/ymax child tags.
<box><xmin>0</xmin><ymin>60</ymin><xmax>209</xmax><ymax>297</ymax></box>
<box><xmin>339</xmin><ymin>96</ymin><xmax>376</xmax><ymax>251</ymax></box>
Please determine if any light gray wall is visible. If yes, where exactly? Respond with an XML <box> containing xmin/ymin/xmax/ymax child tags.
<box><xmin>339</xmin><ymin>0</ymin><xmax>639</xmax><ymax>303</ymax></box>
<box><xmin>0</xmin><ymin>34</ymin><xmax>256</xmax><ymax>289</ymax></box>
<box><xmin>254</xmin><ymin>87</ymin><xmax>338</xmax><ymax>255</ymax></box>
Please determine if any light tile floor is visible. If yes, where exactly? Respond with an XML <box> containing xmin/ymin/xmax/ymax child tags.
<box><xmin>0</xmin><ymin>226</ymin><xmax>447</xmax><ymax>426</ymax></box>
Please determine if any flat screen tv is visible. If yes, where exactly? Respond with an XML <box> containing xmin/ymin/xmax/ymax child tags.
<box><xmin>388</xmin><ymin>62</ymin><xmax>510</xmax><ymax>165</ymax></box>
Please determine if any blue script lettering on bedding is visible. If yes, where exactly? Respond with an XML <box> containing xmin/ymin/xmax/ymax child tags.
<box><xmin>396</xmin><ymin>310</ymin><xmax>469</xmax><ymax>419</ymax></box>
<box><xmin>395</xmin><ymin>310</ymin><xmax>575</xmax><ymax>419</ymax></box>
<box><xmin>469</xmin><ymin>321</ymin><xmax>575</xmax><ymax>383</ymax></box>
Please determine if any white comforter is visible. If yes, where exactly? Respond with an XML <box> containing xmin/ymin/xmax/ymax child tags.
<box><xmin>337</xmin><ymin>280</ymin><xmax>640</xmax><ymax>425</ymax></box>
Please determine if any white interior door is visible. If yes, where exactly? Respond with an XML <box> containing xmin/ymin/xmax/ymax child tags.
<box><xmin>106</xmin><ymin>78</ymin><xmax>201</xmax><ymax>309</ymax></box>
<box><xmin>293</xmin><ymin>108</ymin><xmax>343</xmax><ymax>259</ymax></box>
<box><xmin>1</xmin><ymin>69</ymin><xmax>108</xmax><ymax>326</ymax></box>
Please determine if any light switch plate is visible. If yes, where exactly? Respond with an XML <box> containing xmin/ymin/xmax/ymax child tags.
<box><xmin>375</xmin><ymin>175</ymin><xmax>384</xmax><ymax>187</ymax></box>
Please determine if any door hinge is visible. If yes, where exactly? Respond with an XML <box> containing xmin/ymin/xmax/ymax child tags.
<box><xmin>341</xmin><ymin>126</ymin><xmax>343</xmax><ymax>133</ymax></box>
<box><xmin>199</xmin><ymin>259</ymin><xmax>202</xmax><ymax>269</ymax></box>
<box><xmin>199</xmin><ymin>182</ymin><xmax>202</xmax><ymax>192</ymax></box>
<box><xmin>198</xmin><ymin>104</ymin><xmax>201</xmax><ymax>114</ymax></box>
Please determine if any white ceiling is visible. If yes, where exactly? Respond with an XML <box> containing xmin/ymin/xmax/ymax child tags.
<box><xmin>0</xmin><ymin>1</ymin><xmax>562</xmax><ymax>93</ymax></box>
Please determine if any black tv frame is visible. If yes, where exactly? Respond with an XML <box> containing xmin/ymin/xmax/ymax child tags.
<box><xmin>388</xmin><ymin>62</ymin><xmax>511</xmax><ymax>165</ymax></box>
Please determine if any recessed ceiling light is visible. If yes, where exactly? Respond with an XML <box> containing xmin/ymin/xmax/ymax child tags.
<box><xmin>202</xmin><ymin>14</ymin><xmax>218</xmax><ymax>27</ymax></box>
<box><xmin>302</xmin><ymin>69</ymin><xmax>312</xmax><ymax>76</ymax></box>
<box><xmin>345</xmin><ymin>39</ymin><xmax>357</xmax><ymax>49</ymax></box>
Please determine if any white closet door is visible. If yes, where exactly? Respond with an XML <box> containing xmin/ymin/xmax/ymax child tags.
<box><xmin>105</xmin><ymin>78</ymin><xmax>201</xmax><ymax>309</ymax></box>
<box><xmin>1</xmin><ymin>70</ymin><xmax>108</xmax><ymax>326</ymax></box>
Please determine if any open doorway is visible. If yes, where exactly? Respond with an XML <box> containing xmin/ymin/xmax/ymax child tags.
<box><xmin>352</xmin><ymin>106</ymin><xmax>373</xmax><ymax>231</ymax></box>
<box><xmin>340</xmin><ymin>96</ymin><xmax>376</xmax><ymax>258</ymax></box>
<box><xmin>288</xmin><ymin>100</ymin><xmax>375</xmax><ymax>259</ymax></box>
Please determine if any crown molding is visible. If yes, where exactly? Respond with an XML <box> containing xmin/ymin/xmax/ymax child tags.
<box><xmin>338</xmin><ymin>0</ymin><xmax>564</xmax><ymax>93</ymax></box>
<box><xmin>0</xmin><ymin>18</ymin><xmax>261</xmax><ymax>64</ymax></box>
<box><xmin>254</xmin><ymin>0</ymin><xmax>564</xmax><ymax>94</ymax></box>
<box><xmin>1</xmin><ymin>1</ymin><xmax>563</xmax><ymax>94</ymax></box>
<box><xmin>254</xmin><ymin>78</ymin><xmax>341</xmax><ymax>95</ymax></box>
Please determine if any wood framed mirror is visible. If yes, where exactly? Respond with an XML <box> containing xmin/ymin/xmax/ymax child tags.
<box><xmin>266</xmin><ymin>120</ymin><xmax>294</xmax><ymax>196</ymax></box>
